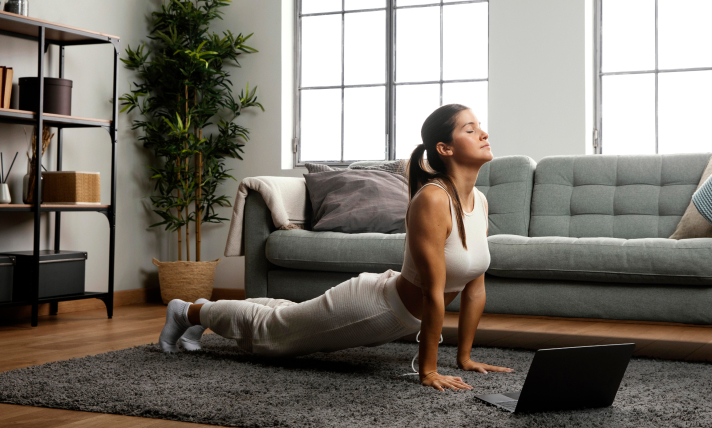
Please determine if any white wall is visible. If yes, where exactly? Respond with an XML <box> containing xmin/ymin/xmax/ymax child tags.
<box><xmin>0</xmin><ymin>0</ymin><xmax>593</xmax><ymax>293</ymax></box>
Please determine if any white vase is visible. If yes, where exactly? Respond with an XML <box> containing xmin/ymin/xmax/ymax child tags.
<box><xmin>0</xmin><ymin>183</ymin><xmax>11</xmax><ymax>204</ymax></box>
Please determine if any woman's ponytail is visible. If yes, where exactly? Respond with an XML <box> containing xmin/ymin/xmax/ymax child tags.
<box><xmin>406</xmin><ymin>144</ymin><xmax>435</xmax><ymax>200</ymax></box>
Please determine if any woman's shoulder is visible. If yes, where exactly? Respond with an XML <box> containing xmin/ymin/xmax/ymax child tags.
<box><xmin>414</xmin><ymin>182</ymin><xmax>450</xmax><ymax>203</ymax></box>
<box><xmin>409</xmin><ymin>183</ymin><xmax>451</xmax><ymax>218</ymax></box>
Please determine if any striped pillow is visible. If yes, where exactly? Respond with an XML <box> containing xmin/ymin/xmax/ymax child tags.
<box><xmin>670</xmin><ymin>157</ymin><xmax>712</xmax><ymax>238</ymax></box>
<box><xmin>693</xmin><ymin>172</ymin><xmax>712</xmax><ymax>226</ymax></box>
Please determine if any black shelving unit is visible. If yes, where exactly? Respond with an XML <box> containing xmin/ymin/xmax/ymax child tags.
<box><xmin>0</xmin><ymin>11</ymin><xmax>119</xmax><ymax>326</ymax></box>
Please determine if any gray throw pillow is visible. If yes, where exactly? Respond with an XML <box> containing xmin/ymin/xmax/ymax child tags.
<box><xmin>349</xmin><ymin>159</ymin><xmax>408</xmax><ymax>178</ymax></box>
<box><xmin>305</xmin><ymin>160</ymin><xmax>408</xmax><ymax>178</ymax></box>
<box><xmin>304</xmin><ymin>169</ymin><xmax>408</xmax><ymax>233</ymax></box>
<box><xmin>304</xmin><ymin>163</ymin><xmax>345</xmax><ymax>174</ymax></box>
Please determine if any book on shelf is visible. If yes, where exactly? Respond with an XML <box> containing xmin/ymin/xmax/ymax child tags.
<box><xmin>0</xmin><ymin>66</ymin><xmax>13</xmax><ymax>109</ymax></box>
<box><xmin>0</xmin><ymin>67</ymin><xmax>5</xmax><ymax>108</ymax></box>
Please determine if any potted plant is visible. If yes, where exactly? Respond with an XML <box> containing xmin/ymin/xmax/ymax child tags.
<box><xmin>120</xmin><ymin>0</ymin><xmax>263</xmax><ymax>304</ymax></box>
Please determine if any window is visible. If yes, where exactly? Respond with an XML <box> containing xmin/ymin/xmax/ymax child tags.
<box><xmin>595</xmin><ymin>0</ymin><xmax>712</xmax><ymax>155</ymax></box>
<box><xmin>296</xmin><ymin>0</ymin><xmax>489</xmax><ymax>165</ymax></box>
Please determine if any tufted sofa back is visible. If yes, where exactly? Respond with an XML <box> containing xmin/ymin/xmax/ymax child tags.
<box><xmin>529</xmin><ymin>153</ymin><xmax>712</xmax><ymax>239</ymax></box>
<box><xmin>475</xmin><ymin>155</ymin><xmax>536</xmax><ymax>237</ymax></box>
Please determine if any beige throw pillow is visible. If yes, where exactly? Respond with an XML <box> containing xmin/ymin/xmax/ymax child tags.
<box><xmin>670</xmin><ymin>157</ymin><xmax>712</xmax><ymax>239</ymax></box>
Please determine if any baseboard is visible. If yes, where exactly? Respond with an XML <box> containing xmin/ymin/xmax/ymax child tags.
<box><xmin>0</xmin><ymin>287</ymin><xmax>246</xmax><ymax>322</ymax></box>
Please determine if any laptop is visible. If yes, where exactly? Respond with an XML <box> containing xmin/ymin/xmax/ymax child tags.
<box><xmin>474</xmin><ymin>343</ymin><xmax>635</xmax><ymax>413</ymax></box>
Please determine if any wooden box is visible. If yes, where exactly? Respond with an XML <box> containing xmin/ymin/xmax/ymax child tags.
<box><xmin>42</xmin><ymin>171</ymin><xmax>100</xmax><ymax>205</ymax></box>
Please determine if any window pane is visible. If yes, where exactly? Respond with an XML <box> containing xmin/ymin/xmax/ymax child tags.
<box><xmin>396</xmin><ymin>7</ymin><xmax>440</xmax><ymax>83</ymax></box>
<box><xmin>395</xmin><ymin>84</ymin><xmax>440</xmax><ymax>159</ymax></box>
<box><xmin>601</xmin><ymin>74</ymin><xmax>656</xmax><ymax>155</ymax></box>
<box><xmin>601</xmin><ymin>0</ymin><xmax>655</xmax><ymax>73</ymax></box>
<box><xmin>659</xmin><ymin>0</ymin><xmax>712</xmax><ymax>69</ymax></box>
<box><xmin>300</xmin><ymin>89</ymin><xmax>342</xmax><ymax>162</ymax></box>
<box><xmin>301</xmin><ymin>15</ymin><xmax>342</xmax><ymax>87</ymax></box>
<box><xmin>443</xmin><ymin>3</ymin><xmax>488</xmax><ymax>80</ymax></box>
<box><xmin>397</xmin><ymin>0</ymin><xmax>435</xmax><ymax>6</ymax></box>
<box><xmin>658</xmin><ymin>71</ymin><xmax>712</xmax><ymax>154</ymax></box>
<box><xmin>345</xmin><ymin>11</ymin><xmax>386</xmax><ymax>85</ymax></box>
<box><xmin>442</xmin><ymin>81</ymin><xmax>488</xmax><ymax>132</ymax></box>
<box><xmin>345</xmin><ymin>0</ymin><xmax>385</xmax><ymax>10</ymax></box>
<box><xmin>344</xmin><ymin>87</ymin><xmax>387</xmax><ymax>161</ymax></box>
<box><xmin>302</xmin><ymin>0</ymin><xmax>341</xmax><ymax>14</ymax></box>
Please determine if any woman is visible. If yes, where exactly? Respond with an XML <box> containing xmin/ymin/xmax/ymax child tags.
<box><xmin>158</xmin><ymin>104</ymin><xmax>514</xmax><ymax>392</ymax></box>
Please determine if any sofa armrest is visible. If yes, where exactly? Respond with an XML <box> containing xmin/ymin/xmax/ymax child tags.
<box><xmin>244</xmin><ymin>190</ymin><xmax>277</xmax><ymax>298</ymax></box>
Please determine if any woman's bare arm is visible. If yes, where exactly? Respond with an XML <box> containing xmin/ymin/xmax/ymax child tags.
<box><xmin>407</xmin><ymin>186</ymin><xmax>471</xmax><ymax>391</ymax></box>
<box><xmin>457</xmin><ymin>191</ymin><xmax>513</xmax><ymax>373</ymax></box>
<box><xmin>457</xmin><ymin>274</ymin><xmax>486</xmax><ymax>365</ymax></box>
<box><xmin>456</xmin><ymin>276</ymin><xmax>513</xmax><ymax>373</ymax></box>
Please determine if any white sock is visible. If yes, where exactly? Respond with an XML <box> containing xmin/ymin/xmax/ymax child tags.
<box><xmin>158</xmin><ymin>299</ymin><xmax>192</xmax><ymax>353</ymax></box>
<box><xmin>179</xmin><ymin>298</ymin><xmax>210</xmax><ymax>351</ymax></box>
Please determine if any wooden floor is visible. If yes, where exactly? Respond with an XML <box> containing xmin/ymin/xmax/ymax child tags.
<box><xmin>1</xmin><ymin>303</ymin><xmax>712</xmax><ymax>427</ymax></box>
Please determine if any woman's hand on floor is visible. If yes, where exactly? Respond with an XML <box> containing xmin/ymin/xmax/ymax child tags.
<box><xmin>420</xmin><ymin>372</ymin><xmax>473</xmax><ymax>392</ymax></box>
<box><xmin>457</xmin><ymin>358</ymin><xmax>514</xmax><ymax>374</ymax></box>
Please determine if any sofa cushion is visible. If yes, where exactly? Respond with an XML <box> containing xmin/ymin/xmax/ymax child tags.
<box><xmin>475</xmin><ymin>155</ymin><xmax>536</xmax><ymax>237</ymax></box>
<box><xmin>529</xmin><ymin>153</ymin><xmax>712</xmax><ymax>239</ymax></box>
<box><xmin>266</xmin><ymin>229</ymin><xmax>405</xmax><ymax>273</ymax></box>
<box><xmin>487</xmin><ymin>234</ymin><xmax>712</xmax><ymax>285</ymax></box>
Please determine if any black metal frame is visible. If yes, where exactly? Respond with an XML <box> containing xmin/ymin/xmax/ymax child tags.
<box><xmin>0</xmin><ymin>14</ymin><xmax>119</xmax><ymax>327</ymax></box>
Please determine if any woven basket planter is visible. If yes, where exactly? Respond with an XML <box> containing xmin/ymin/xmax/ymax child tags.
<box><xmin>152</xmin><ymin>258</ymin><xmax>221</xmax><ymax>304</ymax></box>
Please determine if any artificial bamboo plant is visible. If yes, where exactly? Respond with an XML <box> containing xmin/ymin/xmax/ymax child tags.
<box><xmin>120</xmin><ymin>0</ymin><xmax>263</xmax><ymax>261</ymax></box>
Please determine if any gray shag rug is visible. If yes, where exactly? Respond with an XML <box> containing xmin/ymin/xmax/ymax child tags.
<box><xmin>1</xmin><ymin>334</ymin><xmax>711</xmax><ymax>427</ymax></box>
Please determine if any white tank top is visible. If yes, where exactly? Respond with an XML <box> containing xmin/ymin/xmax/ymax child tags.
<box><xmin>400</xmin><ymin>181</ymin><xmax>490</xmax><ymax>293</ymax></box>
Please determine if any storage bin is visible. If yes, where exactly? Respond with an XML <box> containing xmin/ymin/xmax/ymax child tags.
<box><xmin>18</xmin><ymin>77</ymin><xmax>73</xmax><ymax>115</ymax></box>
<box><xmin>0</xmin><ymin>255</ymin><xmax>15</xmax><ymax>303</ymax></box>
<box><xmin>42</xmin><ymin>171</ymin><xmax>101</xmax><ymax>204</ymax></box>
<box><xmin>0</xmin><ymin>250</ymin><xmax>87</xmax><ymax>301</ymax></box>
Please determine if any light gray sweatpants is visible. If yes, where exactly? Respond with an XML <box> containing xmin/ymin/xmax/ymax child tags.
<box><xmin>199</xmin><ymin>269</ymin><xmax>422</xmax><ymax>357</ymax></box>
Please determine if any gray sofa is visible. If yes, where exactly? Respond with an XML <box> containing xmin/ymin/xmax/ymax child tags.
<box><xmin>243</xmin><ymin>153</ymin><xmax>712</xmax><ymax>325</ymax></box>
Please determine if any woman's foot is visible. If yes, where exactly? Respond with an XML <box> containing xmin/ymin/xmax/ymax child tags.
<box><xmin>179</xmin><ymin>298</ymin><xmax>210</xmax><ymax>351</ymax></box>
<box><xmin>158</xmin><ymin>299</ymin><xmax>192</xmax><ymax>353</ymax></box>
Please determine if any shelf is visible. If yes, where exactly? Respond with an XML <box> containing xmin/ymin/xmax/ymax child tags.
<box><xmin>0</xmin><ymin>204</ymin><xmax>110</xmax><ymax>213</ymax></box>
<box><xmin>0</xmin><ymin>291</ymin><xmax>110</xmax><ymax>308</ymax></box>
<box><xmin>0</xmin><ymin>108</ymin><xmax>111</xmax><ymax>129</ymax></box>
<box><xmin>0</xmin><ymin>11</ymin><xmax>118</xmax><ymax>327</ymax></box>
<box><xmin>0</xmin><ymin>11</ymin><xmax>119</xmax><ymax>46</ymax></box>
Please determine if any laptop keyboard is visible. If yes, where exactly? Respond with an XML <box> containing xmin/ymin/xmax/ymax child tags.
<box><xmin>497</xmin><ymin>400</ymin><xmax>518</xmax><ymax>411</ymax></box>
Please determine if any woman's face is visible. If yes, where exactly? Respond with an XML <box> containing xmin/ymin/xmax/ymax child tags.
<box><xmin>446</xmin><ymin>109</ymin><xmax>492</xmax><ymax>165</ymax></box>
